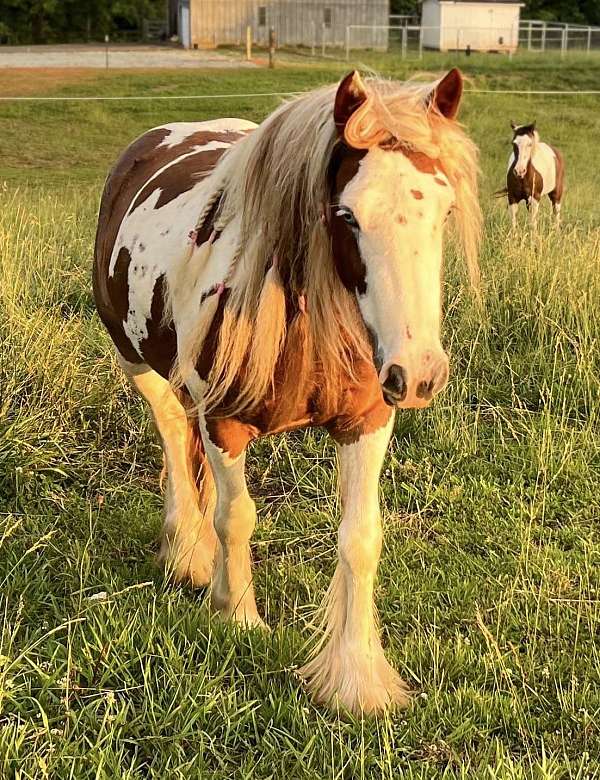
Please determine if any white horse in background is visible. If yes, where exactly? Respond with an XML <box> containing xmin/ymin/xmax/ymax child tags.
<box><xmin>505</xmin><ymin>121</ymin><xmax>565</xmax><ymax>229</ymax></box>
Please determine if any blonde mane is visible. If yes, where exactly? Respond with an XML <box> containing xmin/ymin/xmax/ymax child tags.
<box><xmin>169</xmin><ymin>75</ymin><xmax>482</xmax><ymax>415</ymax></box>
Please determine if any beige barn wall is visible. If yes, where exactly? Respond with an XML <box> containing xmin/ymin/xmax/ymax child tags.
<box><xmin>189</xmin><ymin>0</ymin><xmax>389</xmax><ymax>49</ymax></box>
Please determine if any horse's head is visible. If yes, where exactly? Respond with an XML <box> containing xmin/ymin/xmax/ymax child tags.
<box><xmin>328</xmin><ymin>69</ymin><xmax>466</xmax><ymax>410</ymax></box>
<box><xmin>510</xmin><ymin>121</ymin><xmax>538</xmax><ymax>178</ymax></box>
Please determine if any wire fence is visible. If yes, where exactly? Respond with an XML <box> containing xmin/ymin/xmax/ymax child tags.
<box><xmin>343</xmin><ymin>21</ymin><xmax>600</xmax><ymax>60</ymax></box>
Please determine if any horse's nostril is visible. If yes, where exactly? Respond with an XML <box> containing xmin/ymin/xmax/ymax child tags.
<box><xmin>416</xmin><ymin>380</ymin><xmax>433</xmax><ymax>400</ymax></box>
<box><xmin>383</xmin><ymin>364</ymin><xmax>407</xmax><ymax>401</ymax></box>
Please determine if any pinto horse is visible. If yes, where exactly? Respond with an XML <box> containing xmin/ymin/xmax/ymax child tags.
<box><xmin>93</xmin><ymin>69</ymin><xmax>481</xmax><ymax>715</ymax></box>
<box><xmin>506</xmin><ymin>121</ymin><xmax>565</xmax><ymax>229</ymax></box>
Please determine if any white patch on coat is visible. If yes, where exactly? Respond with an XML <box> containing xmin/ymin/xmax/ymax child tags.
<box><xmin>157</xmin><ymin>119</ymin><xmax>257</xmax><ymax>149</ymax></box>
<box><xmin>339</xmin><ymin>146</ymin><xmax>453</xmax><ymax>405</ymax></box>
<box><xmin>532</xmin><ymin>143</ymin><xmax>557</xmax><ymax>195</ymax></box>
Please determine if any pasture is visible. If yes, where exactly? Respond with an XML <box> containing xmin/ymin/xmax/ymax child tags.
<box><xmin>1</xmin><ymin>56</ymin><xmax>600</xmax><ymax>778</ymax></box>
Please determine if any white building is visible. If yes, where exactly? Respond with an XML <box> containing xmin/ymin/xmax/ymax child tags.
<box><xmin>421</xmin><ymin>0</ymin><xmax>524</xmax><ymax>52</ymax></box>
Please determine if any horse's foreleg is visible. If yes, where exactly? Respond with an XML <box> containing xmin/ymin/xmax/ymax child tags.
<box><xmin>199</xmin><ymin>418</ymin><xmax>265</xmax><ymax>629</ymax></box>
<box><xmin>301</xmin><ymin>413</ymin><xmax>410</xmax><ymax>715</ymax></box>
<box><xmin>118</xmin><ymin>356</ymin><xmax>218</xmax><ymax>586</ymax></box>
<box><xmin>528</xmin><ymin>196</ymin><xmax>540</xmax><ymax>232</ymax></box>
<box><xmin>508</xmin><ymin>201</ymin><xmax>518</xmax><ymax>230</ymax></box>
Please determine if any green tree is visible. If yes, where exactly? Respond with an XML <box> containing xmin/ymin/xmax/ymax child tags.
<box><xmin>0</xmin><ymin>0</ymin><xmax>166</xmax><ymax>44</ymax></box>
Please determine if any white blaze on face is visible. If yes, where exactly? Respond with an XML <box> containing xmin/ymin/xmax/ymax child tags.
<box><xmin>340</xmin><ymin>146</ymin><xmax>454</xmax><ymax>408</ymax></box>
<box><xmin>513</xmin><ymin>131</ymin><xmax>536</xmax><ymax>177</ymax></box>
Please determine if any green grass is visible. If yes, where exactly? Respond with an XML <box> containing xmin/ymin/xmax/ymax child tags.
<box><xmin>1</xmin><ymin>59</ymin><xmax>600</xmax><ymax>778</ymax></box>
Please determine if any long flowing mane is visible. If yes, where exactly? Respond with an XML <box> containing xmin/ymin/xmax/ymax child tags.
<box><xmin>168</xmin><ymin>76</ymin><xmax>481</xmax><ymax>415</ymax></box>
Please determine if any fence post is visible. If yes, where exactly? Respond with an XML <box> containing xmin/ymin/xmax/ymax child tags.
<box><xmin>402</xmin><ymin>25</ymin><xmax>407</xmax><ymax>59</ymax></box>
<box><xmin>345</xmin><ymin>25</ymin><xmax>350</xmax><ymax>61</ymax></box>
<box><xmin>104</xmin><ymin>34</ymin><xmax>109</xmax><ymax>69</ymax></box>
<box><xmin>561</xmin><ymin>26</ymin><xmax>567</xmax><ymax>58</ymax></box>
<box><xmin>322</xmin><ymin>23</ymin><xmax>326</xmax><ymax>57</ymax></box>
<box><xmin>587</xmin><ymin>26</ymin><xmax>592</xmax><ymax>54</ymax></box>
<box><xmin>527</xmin><ymin>20</ymin><xmax>532</xmax><ymax>50</ymax></box>
<box><xmin>268</xmin><ymin>27</ymin><xmax>275</xmax><ymax>68</ymax></box>
<box><xmin>246</xmin><ymin>25</ymin><xmax>252</xmax><ymax>61</ymax></box>
<box><xmin>418</xmin><ymin>25</ymin><xmax>423</xmax><ymax>59</ymax></box>
<box><xmin>541</xmin><ymin>22</ymin><xmax>546</xmax><ymax>52</ymax></box>
<box><xmin>311</xmin><ymin>20</ymin><xmax>315</xmax><ymax>56</ymax></box>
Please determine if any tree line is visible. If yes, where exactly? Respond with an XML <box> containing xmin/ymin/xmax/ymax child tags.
<box><xmin>0</xmin><ymin>0</ymin><xmax>167</xmax><ymax>44</ymax></box>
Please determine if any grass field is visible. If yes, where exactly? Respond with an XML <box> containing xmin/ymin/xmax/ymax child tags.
<box><xmin>1</xmin><ymin>55</ymin><xmax>600</xmax><ymax>778</ymax></box>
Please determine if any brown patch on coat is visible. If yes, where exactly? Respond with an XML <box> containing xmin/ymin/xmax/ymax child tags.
<box><xmin>397</xmin><ymin>214</ymin><xmax>407</xmax><ymax>225</ymax></box>
<box><xmin>506</xmin><ymin>156</ymin><xmax>543</xmax><ymax>205</ymax></box>
<box><xmin>130</xmin><ymin>148</ymin><xmax>224</xmax><ymax>212</ymax></box>
<box><xmin>138</xmin><ymin>274</ymin><xmax>178</xmax><ymax>379</ymax></box>
<box><xmin>101</xmin><ymin>247</ymin><xmax>140</xmax><ymax>364</ymax></box>
<box><xmin>327</xmin><ymin>144</ymin><xmax>368</xmax><ymax>294</ymax></box>
<box><xmin>205</xmin><ymin>417</ymin><xmax>255</xmax><ymax>459</ymax></box>
<box><xmin>401</xmin><ymin>148</ymin><xmax>439</xmax><ymax>175</ymax></box>
<box><xmin>411</xmin><ymin>189</ymin><xmax>424</xmax><ymax>200</ymax></box>
<box><xmin>434</xmin><ymin>177</ymin><xmax>447</xmax><ymax>187</ymax></box>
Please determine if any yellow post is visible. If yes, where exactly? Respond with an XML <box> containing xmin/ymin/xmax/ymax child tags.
<box><xmin>246</xmin><ymin>25</ymin><xmax>252</xmax><ymax>61</ymax></box>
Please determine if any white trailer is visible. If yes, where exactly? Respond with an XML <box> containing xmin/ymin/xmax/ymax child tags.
<box><xmin>421</xmin><ymin>0</ymin><xmax>523</xmax><ymax>52</ymax></box>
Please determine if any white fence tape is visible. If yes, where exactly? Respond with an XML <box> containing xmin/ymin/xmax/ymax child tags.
<box><xmin>1</xmin><ymin>88</ymin><xmax>600</xmax><ymax>102</ymax></box>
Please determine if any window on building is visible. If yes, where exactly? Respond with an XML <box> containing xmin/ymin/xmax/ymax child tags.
<box><xmin>258</xmin><ymin>6</ymin><xmax>267</xmax><ymax>27</ymax></box>
<box><xmin>323</xmin><ymin>8</ymin><xmax>332</xmax><ymax>28</ymax></box>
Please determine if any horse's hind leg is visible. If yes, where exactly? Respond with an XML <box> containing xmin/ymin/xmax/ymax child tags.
<box><xmin>199</xmin><ymin>417</ymin><xmax>265</xmax><ymax>629</ymax></box>
<box><xmin>549</xmin><ymin>193</ymin><xmax>562</xmax><ymax>227</ymax></box>
<box><xmin>118</xmin><ymin>355</ymin><xmax>218</xmax><ymax>586</ymax></box>
<box><xmin>301</xmin><ymin>413</ymin><xmax>410</xmax><ymax>715</ymax></box>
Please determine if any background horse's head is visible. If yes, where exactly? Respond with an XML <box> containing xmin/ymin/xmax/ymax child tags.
<box><xmin>510</xmin><ymin>120</ymin><xmax>538</xmax><ymax>178</ymax></box>
<box><xmin>329</xmin><ymin>69</ymin><xmax>479</xmax><ymax>409</ymax></box>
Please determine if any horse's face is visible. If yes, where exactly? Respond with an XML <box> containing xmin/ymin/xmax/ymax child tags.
<box><xmin>511</xmin><ymin>122</ymin><xmax>537</xmax><ymax>178</ymax></box>
<box><xmin>330</xmin><ymin>70</ymin><xmax>463</xmax><ymax>410</ymax></box>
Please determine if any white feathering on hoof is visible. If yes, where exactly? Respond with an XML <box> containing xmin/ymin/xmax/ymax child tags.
<box><xmin>300</xmin><ymin>567</ymin><xmax>412</xmax><ymax>716</ymax></box>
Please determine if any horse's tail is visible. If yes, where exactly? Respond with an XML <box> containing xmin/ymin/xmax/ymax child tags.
<box><xmin>494</xmin><ymin>187</ymin><xmax>508</xmax><ymax>198</ymax></box>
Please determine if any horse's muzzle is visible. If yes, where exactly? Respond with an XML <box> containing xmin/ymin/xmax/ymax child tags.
<box><xmin>380</xmin><ymin>354</ymin><xmax>449</xmax><ymax>409</ymax></box>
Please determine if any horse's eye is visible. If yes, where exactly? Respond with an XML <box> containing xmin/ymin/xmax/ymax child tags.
<box><xmin>336</xmin><ymin>208</ymin><xmax>359</xmax><ymax>229</ymax></box>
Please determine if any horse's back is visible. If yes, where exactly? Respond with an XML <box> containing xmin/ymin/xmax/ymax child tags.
<box><xmin>93</xmin><ymin>118</ymin><xmax>255</xmax><ymax>372</ymax></box>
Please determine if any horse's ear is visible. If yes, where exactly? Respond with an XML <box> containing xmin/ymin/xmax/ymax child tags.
<box><xmin>510</xmin><ymin>120</ymin><xmax>517</xmax><ymax>131</ymax></box>
<box><xmin>334</xmin><ymin>71</ymin><xmax>368</xmax><ymax>136</ymax></box>
<box><xmin>428</xmin><ymin>68</ymin><xmax>463</xmax><ymax>119</ymax></box>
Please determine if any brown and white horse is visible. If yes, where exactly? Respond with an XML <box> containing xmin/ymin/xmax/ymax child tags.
<box><xmin>506</xmin><ymin>121</ymin><xmax>565</xmax><ymax>229</ymax></box>
<box><xmin>93</xmin><ymin>69</ymin><xmax>481</xmax><ymax>715</ymax></box>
